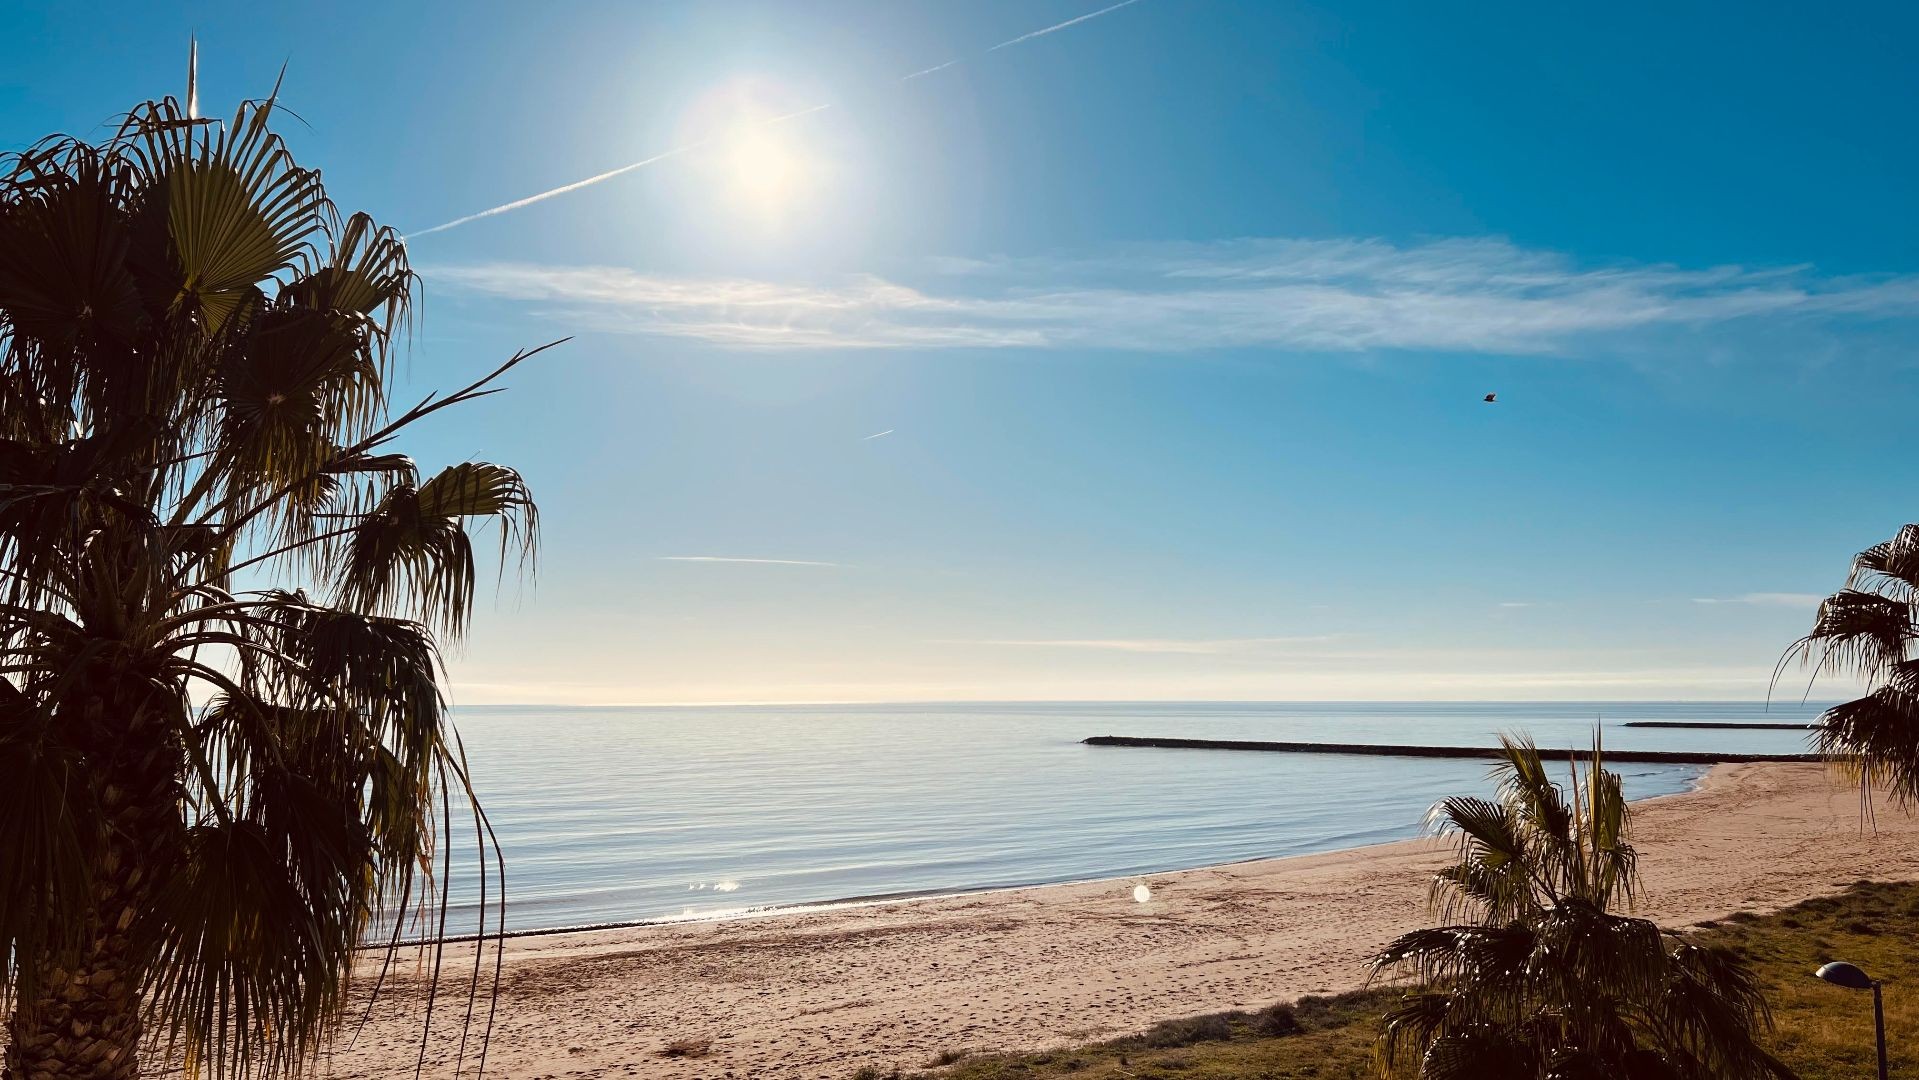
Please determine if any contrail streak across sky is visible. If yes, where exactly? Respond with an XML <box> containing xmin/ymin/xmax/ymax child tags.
<box><xmin>409</xmin><ymin>104</ymin><xmax>832</xmax><ymax>238</ymax></box>
<box><xmin>900</xmin><ymin>59</ymin><xmax>961</xmax><ymax>82</ymax></box>
<box><xmin>409</xmin><ymin>0</ymin><xmax>1151</xmax><ymax>238</ymax></box>
<box><xmin>984</xmin><ymin>0</ymin><xmax>1147</xmax><ymax>52</ymax></box>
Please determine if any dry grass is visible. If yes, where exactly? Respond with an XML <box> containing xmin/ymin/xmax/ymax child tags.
<box><xmin>1695</xmin><ymin>878</ymin><xmax>1919</xmax><ymax>1079</ymax></box>
<box><xmin>866</xmin><ymin>879</ymin><xmax>1919</xmax><ymax>1080</ymax></box>
<box><xmin>658</xmin><ymin>1036</ymin><xmax>713</xmax><ymax>1059</ymax></box>
<box><xmin>899</xmin><ymin>989</ymin><xmax>1390</xmax><ymax>1080</ymax></box>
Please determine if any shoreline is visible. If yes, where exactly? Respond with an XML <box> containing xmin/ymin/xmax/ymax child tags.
<box><xmin>407</xmin><ymin>764</ymin><xmax>1721</xmax><ymax>945</ymax></box>
<box><xmin>328</xmin><ymin>762</ymin><xmax>1919</xmax><ymax>1079</ymax></box>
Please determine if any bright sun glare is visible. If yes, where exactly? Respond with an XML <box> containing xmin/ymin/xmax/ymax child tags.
<box><xmin>721</xmin><ymin>126</ymin><xmax>809</xmax><ymax>217</ymax></box>
<box><xmin>675</xmin><ymin>78</ymin><xmax>829</xmax><ymax>227</ymax></box>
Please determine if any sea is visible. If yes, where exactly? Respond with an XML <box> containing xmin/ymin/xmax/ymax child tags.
<box><xmin>428</xmin><ymin>701</ymin><xmax>1829</xmax><ymax>936</ymax></box>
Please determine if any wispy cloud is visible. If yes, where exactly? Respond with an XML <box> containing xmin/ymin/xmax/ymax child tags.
<box><xmin>862</xmin><ymin>429</ymin><xmax>895</xmax><ymax>440</ymax></box>
<box><xmin>1691</xmin><ymin>592</ymin><xmax>1824</xmax><ymax>608</ymax></box>
<box><xmin>430</xmin><ymin>237</ymin><xmax>1919</xmax><ymax>353</ymax></box>
<box><xmin>968</xmin><ymin>635</ymin><xmax>1339</xmax><ymax>655</ymax></box>
<box><xmin>659</xmin><ymin>556</ymin><xmax>841</xmax><ymax>567</ymax></box>
<box><xmin>1497</xmin><ymin>602</ymin><xmax>1535</xmax><ymax>609</ymax></box>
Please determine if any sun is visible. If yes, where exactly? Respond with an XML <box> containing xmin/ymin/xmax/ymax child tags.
<box><xmin>673</xmin><ymin>78</ymin><xmax>839</xmax><ymax>234</ymax></box>
<box><xmin>720</xmin><ymin>125</ymin><xmax>809</xmax><ymax>218</ymax></box>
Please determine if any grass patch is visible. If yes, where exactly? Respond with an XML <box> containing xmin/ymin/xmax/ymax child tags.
<box><xmin>905</xmin><ymin>988</ymin><xmax>1390</xmax><ymax>1079</ymax></box>
<box><xmin>873</xmin><ymin>880</ymin><xmax>1919</xmax><ymax>1080</ymax></box>
<box><xmin>1694</xmin><ymin>878</ymin><xmax>1919</xmax><ymax>1080</ymax></box>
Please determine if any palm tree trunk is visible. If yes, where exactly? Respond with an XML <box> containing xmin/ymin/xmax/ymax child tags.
<box><xmin>4</xmin><ymin>921</ymin><xmax>145</xmax><ymax>1080</ymax></box>
<box><xmin>5</xmin><ymin>701</ymin><xmax>184</xmax><ymax>1080</ymax></box>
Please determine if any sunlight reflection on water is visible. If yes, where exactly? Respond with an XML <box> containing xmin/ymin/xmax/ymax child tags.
<box><xmin>432</xmin><ymin>701</ymin><xmax>1821</xmax><ymax>934</ymax></box>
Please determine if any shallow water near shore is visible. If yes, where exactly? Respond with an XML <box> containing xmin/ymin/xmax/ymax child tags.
<box><xmin>431</xmin><ymin>701</ymin><xmax>1825</xmax><ymax>935</ymax></box>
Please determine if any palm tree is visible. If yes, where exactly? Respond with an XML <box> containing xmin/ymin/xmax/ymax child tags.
<box><xmin>1784</xmin><ymin>522</ymin><xmax>1919</xmax><ymax>803</ymax></box>
<box><xmin>1371</xmin><ymin>736</ymin><xmax>1792</xmax><ymax>1080</ymax></box>
<box><xmin>0</xmin><ymin>89</ymin><xmax>550</xmax><ymax>1078</ymax></box>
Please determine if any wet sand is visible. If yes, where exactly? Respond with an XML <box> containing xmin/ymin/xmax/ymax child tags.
<box><xmin>328</xmin><ymin>763</ymin><xmax>1919</xmax><ymax>1080</ymax></box>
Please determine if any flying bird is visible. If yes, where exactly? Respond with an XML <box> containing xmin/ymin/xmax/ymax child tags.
<box><xmin>1483</xmin><ymin>393</ymin><xmax>1498</xmax><ymax>403</ymax></box>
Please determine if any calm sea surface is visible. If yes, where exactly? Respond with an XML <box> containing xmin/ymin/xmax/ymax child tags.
<box><xmin>433</xmin><ymin>701</ymin><xmax>1827</xmax><ymax>935</ymax></box>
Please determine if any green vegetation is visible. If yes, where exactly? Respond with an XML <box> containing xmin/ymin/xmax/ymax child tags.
<box><xmin>1372</xmin><ymin>736</ymin><xmax>1788</xmax><ymax>1078</ymax></box>
<box><xmin>866</xmin><ymin>880</ymin><xmax>1919</xmax><ymax>1080</ymax></box>
<box><xmin>895</xmin><ymin>991</ymin><xmax>1393</xmax><ymax>1079</ymax></box>
<box><xmin>1704</xmin><ymin>880</ymin><xmax>1919</xmax><ymax>1080</ymax></box>
<box><xmin>1790</xmin><ymin>522</ymin><xmax>1919</xmax><ymax>800</ymax></box>
<box><xmin>0</xmin><ymin>91</ymin><xmax>542</xmax><ymax>1076</ymax></box>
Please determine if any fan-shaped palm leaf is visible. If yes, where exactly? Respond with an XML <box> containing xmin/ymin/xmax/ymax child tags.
<box><xmin>0</xmin><ymin>86</ymin><xmax>551</xmax><ymax>1079</ymax></box>
<box><xmin>1370</xmin><ymin>738</ymin><xmax>1791</xmax><ymax>1079</ymax></box>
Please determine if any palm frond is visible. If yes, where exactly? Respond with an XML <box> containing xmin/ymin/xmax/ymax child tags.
<box><xmin>1375</xmin><ymin>736</ymin><xmax>1774</xmax><ymax>1078</ymax></box>
<box><xmin>336</xmin><ymin>463</ymin><xmax>535</xmax><ymax>635</ymax></box>
<box><xmin>1795</xmin><ymin>589</ymin><xmax>1916</xmax><ymax>682</ymax></box>
<box><xmin>1814</xmin><ymin>666</ymin><xmax>1919</xmax><ymax>804</ymax></box>
<box><xmin>128</xmin><ymin>94</ymin><xmax>324</xmax><ymax>336</ymax></box>
<box><xmin>1848</xmin><ymin>523</ymin><xmax>1919</xmax><ymax>600</ymax></box>
<box><xmin>139</xmin><ymin>818</ymin><xmax>352</xmax><ymax>1079</ymax></box>
<box><xmin>0</xmin><ymin>86</ymin><xmax>545</xmax><ymax>1078</ymax></box>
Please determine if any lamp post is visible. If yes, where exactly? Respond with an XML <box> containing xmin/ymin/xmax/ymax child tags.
<box><xmin>1815</xmin><ymin>961</ymin><xmax>1887</xmax><ymax>1080</ymax></box>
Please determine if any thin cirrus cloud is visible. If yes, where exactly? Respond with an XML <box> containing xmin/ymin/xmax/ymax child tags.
<box><xmin>1691</xmin><ymin>592</ymin><xmax>1824</xmax><ymax>607</ymax></box>
<box><xmin>428</xmin><ymin>237</ymin><xmax>1919</xmax><ymax>355</ymax></box>
<box><xmin>658</xmin><ymin>556</ymin><xmax>842</xmax><ymax>567</ymax></box>
<box><xmin>967</xmin><ymin>635</ymin><xmax>1341</xmax><ymax>655</ymax></box>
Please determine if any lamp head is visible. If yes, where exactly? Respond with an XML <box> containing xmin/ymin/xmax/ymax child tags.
<box><xmin>1815</xmin><ymin>961</ymin><xmax>1876</xmax><ymax>990</ymax></box>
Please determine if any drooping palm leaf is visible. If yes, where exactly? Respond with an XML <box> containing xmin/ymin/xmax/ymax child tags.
<box><xmin>1786</xmin><ymin>523</ymin><xmax>1919</xmax><ymax>805</ymax></box>
<box><xmin>0</xmin><ymin>86</ymin><xmax>551</xmax><ymax>1079</ymax></box>
<box><xmin>1371</xmin><ymin>738</ymin><xmax>1791</xmax><ymax>1079</ymax></box>
<box><xmin>339</xmin><ymin>463</ymin><xmax>537</xmax><ymax>634</ymax></box>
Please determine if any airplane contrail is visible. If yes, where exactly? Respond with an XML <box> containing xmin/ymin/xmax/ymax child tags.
<box><xmin>862</xmin><ymin>429</ymin><xmax>895</xmax><ymax>440</ymax></box>
<box><xmin>985</xmin><ymin>0</ymin><xmax>1148</xmax><ymax>53</ymax></box>
<box><xmin>902</xmin><ymin>0</ymin><xmax>1145</xmax><ymax>82</ymax></box>
<box><xmin>900</xmin><ymin>59</ymin><xmax>960</xmax><ymax>82</ymax></box>
<box><xmin>409</xmin><ymin>103</ymin><xmax>833</xmax><ymax>238</ymax></box>
<box><xmin>409</xmin><ymin>1</ymin><xmax>1150</xmax><ymax>238</ymax></box>
<box><xmin>411</xmin><ymin>146</ymin><xmax>698</xmax><ymax>239</ymax></box>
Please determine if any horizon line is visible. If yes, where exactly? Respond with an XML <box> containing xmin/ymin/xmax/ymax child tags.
<box><xmin>443</xmin><ymin>695</ymin><xmax>1841</xmax><ymax>709</ymax></box>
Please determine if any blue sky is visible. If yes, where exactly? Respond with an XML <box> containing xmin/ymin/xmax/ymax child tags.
<box><xmin>5</xmin><ymin>1</ymin><xmax>1917</xmax><ymax>702</ymax></box>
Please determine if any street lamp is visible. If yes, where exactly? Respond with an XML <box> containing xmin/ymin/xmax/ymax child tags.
<box><xmin>1815</xmin><ymin>961</ymin><xmax>1887</xmax><ymax>1080</ymax></box>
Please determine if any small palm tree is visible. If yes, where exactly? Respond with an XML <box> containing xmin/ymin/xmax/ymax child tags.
<box><xmin>1784</xmin><ymin>522</ymin><xmax>1919</xmax><ymax>802</ymax></box>
<box><xmin>1371</xmin><ymin>736</ymin><xmax>1792</xmax><ymax>1080</ymax></box>
<box><xmin>0</xmin><ymin>90</ymin><xmax>550</xmax><ymax>1077</ymax></box>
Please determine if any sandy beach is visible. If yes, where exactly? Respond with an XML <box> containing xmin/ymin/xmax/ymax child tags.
<box><xmin>328</xmin><ymin>762</ymin><xmax>1919</xmax><ymax>1080</ymax></box>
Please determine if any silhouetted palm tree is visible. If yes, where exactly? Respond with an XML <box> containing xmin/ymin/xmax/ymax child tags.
<box><xmin>1784</xmin><ymin>523</ymin><xmax>1919</xmax><ymax>803</ymax></box>
<box><xmin>1371</xmin><ymin>736</ymin><xmax>1792</xmax><ymax>1080</ymax></box>
<box><xmin>0</xmin><ymin>90</ymin><xmax>550</xmax><ymax>1078</ymax></box>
